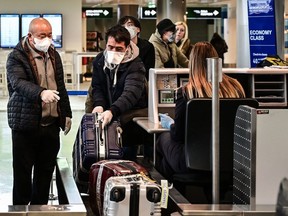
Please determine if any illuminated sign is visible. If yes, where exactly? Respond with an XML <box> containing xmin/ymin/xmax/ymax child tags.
<box><xmin>83</xmin><ymin>8</ymin><xmax>113</xmax><ymax>18</ymax></box>
<box><xmin>247</xmin><ymin>0</ymin><xmax>277</xmax><ymax>67</ymax></box>
<box><xmin>141</xmin><ymin>7</ymin><xmax>157</xmax><ymax>19</ymax></box>
<box><xmin>186</xmin><ymin>7</ymin><xmax>222</xmax><ymax>19</ymax></box>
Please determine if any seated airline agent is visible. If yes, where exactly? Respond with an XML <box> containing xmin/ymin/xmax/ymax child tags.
<box><xmin>156</xmin><ymin>41</ymin><xmax>245</xmax><ymax>179</ymax></box>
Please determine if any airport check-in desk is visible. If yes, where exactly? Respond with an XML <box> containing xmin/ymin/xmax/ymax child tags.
<box><xmin>134</xmin><ymin>68</ymin><xmax>288</xmax><ymax>215</ymax></box>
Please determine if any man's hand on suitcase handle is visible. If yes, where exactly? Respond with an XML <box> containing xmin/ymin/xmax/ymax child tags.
<box><xmin>100</xmin><ymin>110</ymin><xmax>113</xmax><ymax>129</ymax></box>
<box><xmin>92</xmin><ymin>106</ymin><xmax>104</xmax><ymax>113</ymax></box>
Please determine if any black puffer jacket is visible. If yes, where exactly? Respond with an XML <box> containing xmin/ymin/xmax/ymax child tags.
<box><xmin>92</xmin><ymin>52</ymin><xmax>147</xmax><ymax>118</ymax></box>
<box><xmin>6</xmin><ymin>38</ymin><xmax>72</xmax><ymax>131</ymax></box>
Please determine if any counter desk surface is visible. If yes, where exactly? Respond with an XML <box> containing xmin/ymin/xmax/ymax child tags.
<box><xmin>223</xmin><ymin>67</ymin><xmax>288</xmax><ymax>74</ymax></box>
<box><xmin>149</xmin><ymin>67</ymin><xmax>288</xmax><ymax>75</ymax></box>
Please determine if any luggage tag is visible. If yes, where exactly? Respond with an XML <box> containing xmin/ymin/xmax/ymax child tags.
<box><xmin>160</xmin><ymin>180</ymin><xmax>173</xmax><ymax>209</ymax></box>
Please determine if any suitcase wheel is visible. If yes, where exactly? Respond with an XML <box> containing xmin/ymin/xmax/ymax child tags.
<box><xmin>110</xmin><ymin>187</ymin><xmax>125</xmax><ymax>202</ymax></box>
<box><xmin>146</xmin><ymin>187</ymin><xmax>161</xmax><ymax>203</ymax></box>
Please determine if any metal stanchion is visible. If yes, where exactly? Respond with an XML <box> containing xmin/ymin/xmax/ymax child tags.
<box><xmin>206</xmin><ymin>57</ymin><xmax>222</xmax><ymax>204</ymax></box>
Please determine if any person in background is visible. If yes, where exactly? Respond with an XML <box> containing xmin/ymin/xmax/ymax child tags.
<box><xmin>6</xmin><ymin>18</ymin><xmax>72</xmax><ymax>205</ymax></box>
<box><xmin>91</xmin><ymin>25</ymin><xmax>149</xmax><ymax>161</ymax></box>
<box><xmin>118</xmin><ymin>15</ymin><xmax>154</xmax><ymax>162</ymax></box>
<box><xmin>149</xmin><ymin>18</ymin><xmax>189</xmax><ymax>68</ymax></box>
<box><xmin>175</xmin><ymin>21</ymin><xmax>193</xmax><ymax>59</ymax></box>
<box><xmin>118</xmin><ymin>15</ymin><xmax>155</xmax><ymax>81</ymax></box>
<box><xmin>155</xmin><ymin>41</ymin><xmax>245</xmax><ymax>179</ymax></box>
<box><xmin>210</xmin><ymin>32</ymin><xmax>228</xmax><ymax>66</ymax></box>
<box><xmin>85</xmin><ymin>16</ymin><xmax>155</xmax><ymax>113</ymax></box>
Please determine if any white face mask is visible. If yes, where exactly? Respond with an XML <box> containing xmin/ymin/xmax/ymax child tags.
<box><xmin>105</xmin><ymin>50</ymin><xmax>125</xmax><ymax>65</ymax></box>
<box><xmin>126</xmin><ymin>26</ymin><xmax>138</xmax><ymax>39</ymax></box>
<box><xmin>33</xmin><ymin>37</ymin><xmax>52</xmax><ymax>53</ymax></box>
<box><xmin>167</xmin><ymin>32</ymin><xmax>176</xmax><ymax>43</ymax></box>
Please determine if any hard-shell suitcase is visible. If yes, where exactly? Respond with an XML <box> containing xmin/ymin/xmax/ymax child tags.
<box><xmin>89</xmin><ymin>160</ymin><xmax>149</xmax><ymax>216</ymax></box>
<box><xmin>103</xmin><ymin>174</ymin><xmax>162</xmax><ymax>216</ymax></box>
<box><xmin>72</xmin><ymin>113</ymin><xmax>123</xmax><ymax>193</ymax></box>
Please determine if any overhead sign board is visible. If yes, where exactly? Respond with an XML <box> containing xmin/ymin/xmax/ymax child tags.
<box><xmin>247</xmin><ymin>0</ymin><xmax>277</xmax><ymax>67</ymax></box>
<box><xmin>141</xmin><ymin>7</ymin><xmax>157</xmax><ymax>19</ymax></box>
<box><xmin>83</xmin><ymin>8</ymin><xmax>113</xmax><ymax>18</ymax></box>
<box><xmin>141</xmin><ymin>7</ymin><xmax>222</xmax><ymax>19</ymax></box>
<box><xmin>186</xmin><ymin>7</ymin><xmax>222</xmax><ymax>19</ymax></box>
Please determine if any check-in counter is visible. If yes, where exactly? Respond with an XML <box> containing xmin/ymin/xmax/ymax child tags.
<box><xmin>148</xmin><ymin>68</ymin><xmax>288</xmax><ymax>124</ymax></box>
<box><xmin>224</xmin><ymin>68</ymin><xmax>288</xmax><ymax>107</ymax></box>
<box><xmin>145</xmin><ymin>68</ymin><xmax>288</xmax><ymax>210</ymax></box>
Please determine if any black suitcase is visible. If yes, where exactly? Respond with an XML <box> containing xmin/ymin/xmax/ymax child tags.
<box><xmin>72</xmin><ymin>113</ymin><xmax>124</xmax><ymax>193</ymax></box>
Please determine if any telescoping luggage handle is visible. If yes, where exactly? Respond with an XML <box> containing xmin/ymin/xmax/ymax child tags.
<box><xmin>95</xmin><ymin>112</ymin><xmax>123</xmax><ymax>147</ymax></box>
<box><xmin>94</xmin><ymin>112</ymin><xmax>106</xmax><ymax>160</ymax></box>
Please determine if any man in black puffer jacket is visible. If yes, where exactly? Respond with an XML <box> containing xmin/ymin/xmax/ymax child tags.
<box><xmin>6</xmin><ymin>18</ymin><xmax>72</xmax><ymax>205</ymax></box>
<box><xmin>91</xmin><ymin>25</ymin><xmax>150</xmax><ymax>160</ymax></box>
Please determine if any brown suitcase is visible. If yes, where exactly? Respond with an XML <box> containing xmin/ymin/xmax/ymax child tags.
<box><xmin>89</xmin><ymin>159</ymin><xmax>149</xmax><ymax>216</ymax></box>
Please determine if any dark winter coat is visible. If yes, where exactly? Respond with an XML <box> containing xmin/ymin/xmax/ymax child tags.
<box><xmin>137</xmin><ymin>37</ymin><xmax>155</xmax><ymax>80</ymax></box>
<box><xmin>6</xmin><ymin>37</ymin><xmax>72</xmax><ymax>131</ymax></box>
<box><xmin>91</xmin><ymin>52</ymin><xmax>148</xmax><ymax>119</ymax></box>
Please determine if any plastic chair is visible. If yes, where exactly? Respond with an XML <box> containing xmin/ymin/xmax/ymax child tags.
<box><xmin>172</xmin><ymin>98</ymin><xmax>259</xmax><ymax>204</ymax></box>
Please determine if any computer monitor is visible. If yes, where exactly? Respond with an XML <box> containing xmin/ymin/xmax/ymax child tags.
<box><xmin>21</xmin><ymin>14</ymin><xmax>41</xmax><ymax>37</ymax></box>
<box><xmin>42</xmin><ymin>13</ymin><xmax>63</xmax><ymax>48</ymax></box>
<box><xmin>0</xmin><ymin>14</ymin><xmax>20</xmax><ymax>48</ymax></box>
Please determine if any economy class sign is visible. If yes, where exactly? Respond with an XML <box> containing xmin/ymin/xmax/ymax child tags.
<box><xmin>247</xmin><ymin>0</ymin><xmax>277</xmax><ymax>67</ymax></box>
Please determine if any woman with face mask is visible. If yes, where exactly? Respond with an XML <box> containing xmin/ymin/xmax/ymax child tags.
<box><xmin>149</xmin><ymin>18</ymin><xmax>189</xmax><ymax>68</ymax></box>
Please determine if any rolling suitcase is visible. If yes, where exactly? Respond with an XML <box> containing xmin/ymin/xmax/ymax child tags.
<box><xmin>103</xmin><ymin>174</ymin><xmax>162</xmax><ymax>216</ymax></box>
<box><xmin>89</xmin><ymin>159</ymin><xmax>149</xmax><ymax>216</ymax></box>
<box><xmin>72</xmin><ymin>113</ymin><xmax>124</xmax><ymax>193</ymax></box>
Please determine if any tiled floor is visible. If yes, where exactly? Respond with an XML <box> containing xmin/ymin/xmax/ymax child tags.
<box><xmin>0</xmin><ymin>82</ymin><xmax>90</xmax><ymax>206</ymax></box>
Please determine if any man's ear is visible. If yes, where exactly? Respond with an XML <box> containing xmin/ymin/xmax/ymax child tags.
<box><xmin>27</xmin><ymin>32</ymin><xmax>32</xmax><ymax>38</ymax></box>
<box><xmin>136</xmin><ymin>27</ymin><xmax>140</xmax><ymax>34</ymax></box>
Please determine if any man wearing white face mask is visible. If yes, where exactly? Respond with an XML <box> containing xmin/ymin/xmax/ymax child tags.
<box><xmin>118</xmin><ymin>16</ymin><xmax>155</xmax><ymax>163</ymax></box>
<box><xmin>6</xmin><ymin>18</ymin><xmax>72</xmax><ymax>205</ymax></box>
<box><xmin>91</xmin><ymin>25</ymin><xmax>149</xmax><ymax>161</ymax></box>
<box><xmin>118</xmin><ymin>15</ymin><xmax>155</xmax><ymax>81</ymax></box>
<box><xmin>149</xmin><ymin>18</ymin><xmax>189</xmax><ymax>68</ymax></box>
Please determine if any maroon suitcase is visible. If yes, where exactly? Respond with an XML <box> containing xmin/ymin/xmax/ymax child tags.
<box><xmin>89</xmin><ymin>159</ymin><xmax>149</xmax><ymax>216</ymax></box>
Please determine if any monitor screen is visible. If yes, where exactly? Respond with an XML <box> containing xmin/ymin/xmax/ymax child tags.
<box><xmin>0</xmin><ymin>14</ymin><xmax>20</xmax><ymax>48</ymax></box>
<box><xmin>42</xmin><ymin>13</ymin><xmax>63</xmax><ymax>48</ymax></box>
<box><xmin>21</xmin><ymin>14</ymin><xmax>41</xmax><ymax>37</ymax></box>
